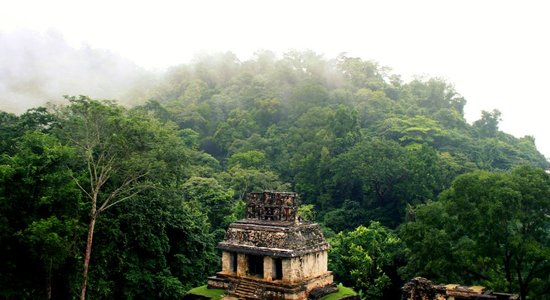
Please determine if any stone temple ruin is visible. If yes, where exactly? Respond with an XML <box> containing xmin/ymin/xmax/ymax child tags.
<box><xmin>207</xmin><ymin>191</ymin><xmax>335</xmax><ymax>299</ymax></box>
<box><xmin>402</xmin><ymin>277</ymin><xmax>518</xmax><ymax>300</ymax></box>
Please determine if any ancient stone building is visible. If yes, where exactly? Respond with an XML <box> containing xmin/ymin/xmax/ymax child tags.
<box><xmin>402</xmin><ymin>277</ymin><xmax>518</xmax><ymax>300</ymax></box>
<box><xmin>207</xmin><ymin>192</ymin><xmax>335</xmax><ymax>300</ymax></box>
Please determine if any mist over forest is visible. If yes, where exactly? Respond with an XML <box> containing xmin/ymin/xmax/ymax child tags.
<box><xmin>1</xmin><ymin>30</ymin><xmax>550</xmax><ymax>300</ymax></box>
<box><xmin>0</xmin><ymin>30</ymin><xmax>154</xmax><ymax>113</ymax></box>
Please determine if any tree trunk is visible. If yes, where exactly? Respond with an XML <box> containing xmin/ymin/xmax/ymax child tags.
<box><xmin>504</xmin><ymin>252</ymin><xmax>512</xmax><ymax>293</ymax></box>
<box><xmin>520</xmin><ymin>286</ymin><xmax>527</xmax><ymax>300</ymax></box>
<box><xmin>47</xmin><ymin>259</ymin><xmax>52</xmax><ymax>300</ymax></box>
<box><xmin>518</xmin><ymin>273</ymin><xmax>531</xmax><ymax>300</ymax></box>
<box><xmin>80</xmin><ymin>211</ymin><xmax>97</xmax><ymax>300</ymax></box>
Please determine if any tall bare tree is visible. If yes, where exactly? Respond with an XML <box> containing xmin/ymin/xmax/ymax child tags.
<box><xmin>55</xmin><ymin>96</ymin><xmax>177</xmax><ymax>300</ymax></box>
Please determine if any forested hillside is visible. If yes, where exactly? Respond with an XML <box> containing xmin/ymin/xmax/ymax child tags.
<box><xmin>1</xmin><ymin>51</ymin><xmax>549</xmax><ymax>300</ymax></box>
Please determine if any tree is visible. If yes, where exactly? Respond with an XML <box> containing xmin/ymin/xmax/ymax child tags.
<box><xmin>322</xmin><ymin>200</ymin><xmax>367</xmax><ymax>233</ymax></box>
<box><xmin>54</xmin><ymin>96</ymin><xmax>189</xmax><ymax>300</ymax></box>
<box><xmin>228</xmin><ymin>150</ymin><xmax>267</xmax><ymax>170</ymax></box>
<box><xmin>400</xmin><ymin>166</ymin><xmax>550</xmax><ymax>300</ymax></box>
<box><xmin>225</xmin><ymin>166</ymin><xmax>288</xmax><ymax>201</ymax></box>
<box><xmin>377</xmin><ymin>115</ymin><xmax>449</xmax><ymax>148</ymax></box>
<box><xmin>289</xmin><ymin>83</ymin><xmax>330</xmax><ymax>120</ymax></box>
<box><xmin>336</xmin><ymin>55</ymin><xmax>388</xmax><ymax>91</ymax></box>
<box><xmin>85</xmin><ymin>188</ymin><xmax>217</xmax><ymax>299</ymax></box>
<box><xmin>403</xmin><ymin>78</ymin><xmax>466</xmax><ymax>115</ymax></box>
<box><xmin>328</xmin><ymin>138</ymin><xmax>443</xmax><ymax>227</ymax></box>
<box><xmin>473</xmin><ymin>109</ymin><xmax>502</xmax><ymax>138</ymax></box>
<box><xmin>353</xmin><ymin>89</ymin><xmax>394</xmax><ymax>127</ymax></box>
<box><xmin>181</xmin><ymin>176</ymin><xmax>235</xmax><ymax>238</ymax></box>
<box><xmin>329</xmin><ymin>222</ymin><xmax>404</xmax><ymax>299</ymax></box>
<box><xmin>0</xmin><ymin>131</ymin><xmax>82</xmax><ymax>299</ymax></box>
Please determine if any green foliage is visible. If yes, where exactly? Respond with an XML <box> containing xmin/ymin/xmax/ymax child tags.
<box><xmin>326</xmin><ymin>138</ymin><xmax>445</xmax><ymax>228</ymax></box>
<box><xmin>1</xmin><ymin>51</ymin><xmax>549</xmax><ymax>298</ymax></box>
<box><xmin>182</xmin><ymin>176</ymin><xmax>236</xmax><ymax>238</ymax></box>
<box><xmin>297</xmin><ymin>204</ymin><xmax>316</xmax><ymax>222</ymax></box>
<box><xmin>329</xmin><ymin>222</ymin><xmax>404</xmax><ymax>299</ymax></box>
<box><xmin>224</xmin><ymin>165</ymin><xmax>289</xmax><ymax>201</ymax></box>
<box><xmin>400</xmin><ymin>166</ymin><xmax>550</xmax><ymax>300</ymax></box>
<box><xmin>87</xmin><ymin>191</ymin><xmax>217</xmax><ymax>299</ymax></box>
<box><xmin>228</xmin><ymin>150</ymin><xmax>267</xmax><ymax>169</ymax></box>
<box><xmin>185</xmin><ymin>285</ymin><xmax>225</xmax><ymax>300</ymax></box>
<box><xmin>0</xmin><ymin>97</ymin><xmax>225</xmax><ymax>299</ymax></box>
<box><xmin>319</xmin><ymin>283</ymin><xmax>358</xmax><ymax>300</ymax></box>
<box><xmin>474</xmin><ymin>109</ymin><xmax>502</xmax><ymax>138</ymax></box>
<box><xmin>0</xmin><ymin>131</ymin><xmax>82</xmax><ymax>299</ymax></box>
<box><xmin>323</xmin><ymin>200</ymin><xmax>367</xmax><ymax>233</ymax></box>
<box><xmin>403</xmin><ymin>78</ymin><xmax>466</xmax><ymax>115</ymax></box>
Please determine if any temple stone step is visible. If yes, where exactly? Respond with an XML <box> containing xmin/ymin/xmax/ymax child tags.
<box><xmin>235</xmin><ymin>287</ymin><xmax>256</xmax><ymax>294</ymax></box>
<box><xmin>232</xmin><ymin>291</ymin><xmax>258</xmax><ymax>299</ymax></box>
<box><xmin>237</xmin><ymin>288</ymin><xmax>256</xmax><ymax>294</ymax></box>
<box><xmin>236</xmin><ymin>289</ymin><xmax>255</xmax><ymax>295</ymax></box>
<box><xmin>232</xmin><ymin>280</ymin><xmax>262</xmax><ymax>299</ymax></box>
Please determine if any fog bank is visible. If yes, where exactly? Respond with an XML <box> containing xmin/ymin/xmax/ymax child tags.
<box><xmin>0</xmin><ymin>29</ymin><xmax>155</xmax><ymax>113</ymax></box>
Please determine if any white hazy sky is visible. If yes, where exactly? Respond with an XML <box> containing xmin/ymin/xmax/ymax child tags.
<box><xmin>1</xmin><ymin>0</ymin><xmax>549</xmax><ymax>158</ymax></box>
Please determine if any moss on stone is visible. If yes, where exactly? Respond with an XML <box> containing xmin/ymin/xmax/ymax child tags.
<box><xmin>319</xmin><ymin>283</ymin><xmax>358</xmax><ymax>300</ymax></box>
<box><xmin>184</xmin><ymin>285</ymin><xmax>225</xmax><ymax>300</ymax></box>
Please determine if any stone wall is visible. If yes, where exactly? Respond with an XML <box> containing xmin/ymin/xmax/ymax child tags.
<box><xmin>287</xmin><ymin>251</ymin><xmax>328</xmax><ymax>281</ymax></box>
<box><xmin>219</xmin><ymin>250</ymin><xmax>330</xmax><ymax>284</ymax></box>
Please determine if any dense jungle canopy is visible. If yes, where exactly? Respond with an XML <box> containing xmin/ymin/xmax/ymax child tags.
<box><xmin>1</xmin><ymin>51</ymin><xmax>549</xmax><ymax>300</ymax></box>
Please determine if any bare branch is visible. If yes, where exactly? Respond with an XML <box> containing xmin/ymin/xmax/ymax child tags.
<box><xmin>86</xmin><ymin>149</ymin><xmax>95</xmax><ymax>194</ymax></box>
<box><xmin>70</xmin><ymin>173</ymin><xmax>93</xmax><ymax>201</ymax></box>
<box><xmin>99</xmin><ymin>190</ymin><xmax>142</xmax><ymax>212</ymax></box>
<box><xmin>97</xmin><ymin>170</ymin><xmax>150</xmax><ymax>212</ymax></box>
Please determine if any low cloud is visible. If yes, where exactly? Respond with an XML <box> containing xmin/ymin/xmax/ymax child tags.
<box><xmin>0</xmin><ymin>29</ymin><xmax>156</xmax><ymax>113</ymax></box>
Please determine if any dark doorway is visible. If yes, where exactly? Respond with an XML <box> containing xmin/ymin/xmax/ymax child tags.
<box><xmin>273</xmin><ymin>258</ymin><xmax>283</xmax><ymax>280</ymax></box>
<box><xmin>248</xmin><ymin>255</ymin><xmax>264</xmax><ymax>277</ymax></box>
<box><xmin>230</xmin><ymin>252</ymin><xmax>237</xmax><ymax>273</ymax></box>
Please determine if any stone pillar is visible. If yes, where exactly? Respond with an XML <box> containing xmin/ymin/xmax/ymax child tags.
<box><xmin>282</xmin><ymin>258</ymin><xmax>292</xmax><ymax>281</ymax></box>
<box><xmin>317</xmin><ymin>251</ymin><xmax>328</xmax><ymax>274</ymax></box>
<box><xmin>323</xmin><ymin>251</ymin><xmax>328</xmax><ymax>272</ymax></box>
<box><xmin>237</xmin><ymin>253</ymin><xmax>247</xmax><ymax>276</ymax></box>
<box><xmin>221</xmin><ymin>251</ymin><xmax>231</xmax><ymax>273</ymax></box>
<box><xmin>263</xmin><ymin>256</ymin><xmax>273</xmax><ymax>280</ymax></box>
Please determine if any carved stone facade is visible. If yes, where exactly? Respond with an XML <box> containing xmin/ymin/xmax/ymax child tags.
<box><xmin>208</xmin><ymin>192</ymin><xmax>335</xmax><ymax>300</ymax></box>
<box><xmin>246</xmin><ymin>192</ymin><xmax>298</xmax><ymax>222</ymax></box>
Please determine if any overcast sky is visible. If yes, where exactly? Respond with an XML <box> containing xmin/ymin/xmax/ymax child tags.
<box><xmin>1</xmin><ymin>0</ymin><xmax>549</xmax><ymax>158</ymax></box>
